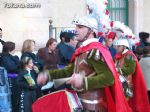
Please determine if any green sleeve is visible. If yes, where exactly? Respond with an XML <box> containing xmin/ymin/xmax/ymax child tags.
<box><xmin>48</xmin><ymin>64</ymin><xmax>74</xmax><ymax>80</ymax></box>
<box><xmin>121</xmin><ymin>55</ymin><xmax>136</xmax><ymax>76</ymax></box>
<box><xmin>86</xmin><ymin>51</ymin><xmax>114</xmax><ymax>90</ymax></box>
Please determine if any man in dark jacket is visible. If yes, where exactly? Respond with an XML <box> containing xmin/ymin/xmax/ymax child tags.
<box><xmin>57</xmin><ymin>32</ymin><xmax>77</xmax><ymax>66</ymax></box>
<box><xmin>57</xmin><ymin>31</ymin><xmax>68</xmax><ymax>66</ymax></box>
<box><xmin>139</xmin><ymin>32</ymin><xmax>150</xmax><ymax>47</ymax></box>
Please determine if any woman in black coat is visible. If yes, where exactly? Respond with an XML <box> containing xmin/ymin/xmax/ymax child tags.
<box><xmin>21</xmin><ymin>39</ymin><xmax>43</xmax><ymax>98</ymax></box>
<box><xmin>21</xmin><ymin>39</ymin><xmax>43</xmax><ymax>71</ymax></box>
<box><xmin>0</xmin><ymin>41</ymin><xmax>20</xmax><ymax>112</ymax></box>
<box><xmin>17</xmin><ymin>57</ymin><xmax>38</xmax><ymax>112</ymax></box>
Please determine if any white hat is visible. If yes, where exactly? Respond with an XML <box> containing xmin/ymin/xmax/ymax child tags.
<box><xmin>115</xmin><ymin>39</ymin><xmax>129</xmax><ymax>48</ymax></box>
<box><xmin>73</xmin><ymin>16</ymin><xmax>98</xmax><ymax>34</ymax></box>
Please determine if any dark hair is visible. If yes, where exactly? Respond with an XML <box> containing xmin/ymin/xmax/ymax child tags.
<box><xmin>0</xmin><ymin>28</ymin><xmax>2</xmax><ymax>31</ymax></box>
<box><xmin>60</xmin><ymin>31</ymin><xmax>68</xmax><ymax>41</ymax></box>
<box><xmin>46</xmin><ymin>38</ymin><xmax>57</xmax><ymax>47</ymax></box>
<box><xmin>2</xmin><ymin>41</ymin><xmax>15</xmax><ymax>55</ymax></box>
<box><xmin>64</xmin><ymin>32</ymin><xmax>76</xmax><ymax>43</ymax></box>
<box><xmin>20</xmin><ymin>57</ymin><xmax>32</xmax><ymax>69</ymax></box>
<box><xmin>143</xmin><ymin>46</ymin><xmax>150</xmax><ymax>55</ymax></box>
<box><xmin>139</xmin><ymin>32</ymin><xmax>149</xmax><ymax>42</ymax></box>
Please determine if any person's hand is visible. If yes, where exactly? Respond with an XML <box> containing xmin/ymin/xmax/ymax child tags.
<box><xmin>37</xmin><ymin>72</ymin><xmax>48</xmax><ymax>85</ymax></box>
<box><xmin>33</xmin><ymin>65</ymin><xmax>39</xmax><ymax>73</ymax></box>
<box><xmin>66</xmin><ymin>73</ymin><xmax>84</xmax><ymax>89</ymax></box>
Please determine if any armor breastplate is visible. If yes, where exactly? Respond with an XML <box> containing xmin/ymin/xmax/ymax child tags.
<box><xmin>74</xmin><ymin>52</ymin><xmax>108</xmax><ymax>112</ymax></box>
<box><xmin>74</xmin><ymin>52</ymin><xmax>94</xmax><ymax>76</ymax></box>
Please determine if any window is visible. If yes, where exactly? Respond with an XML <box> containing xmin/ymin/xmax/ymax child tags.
<box><xmin>108</xmin><ymin>0</ymin><xmax>128</xmax><ymax>25</ymax></box>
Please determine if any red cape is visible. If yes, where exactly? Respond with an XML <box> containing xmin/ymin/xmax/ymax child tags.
<box><xmin>32</xmin><ymin>90</ymin><xmax>72</xmax><ymax>112</ymax></box>
<box><xmin>115</xmin><ymin>51</ymin><xmax>150</xmax><ymax>112</ymax></box>
<box><xmin>71</xmin><ymin>42</ymin><xmax>131</xmax><ymax>112</ymax></box>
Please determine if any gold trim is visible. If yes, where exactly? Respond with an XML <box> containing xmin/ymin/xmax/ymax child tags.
<box><xmin>65</xmin><ymin>91</ymin><xmax>74</xmax><ymax>112</ymax></box>
<box><xmin>84</xmin><ymin>77</ymin><xmax>88</xmax><ymax>90</ymax></box>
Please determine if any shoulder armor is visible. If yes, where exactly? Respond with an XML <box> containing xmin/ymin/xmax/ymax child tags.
<box><xmin>88</xmin><ymin>49</ymin><xmax>104</xmax><ymax>62</ymax></box>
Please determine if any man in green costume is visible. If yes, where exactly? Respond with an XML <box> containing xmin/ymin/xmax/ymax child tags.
<box><xmin>37</xmin><ymin>16</ymin><xmax>131</xmax><ymax>112</ymax></box>
<box><xmin>114</xmin><ymin>38</ymin><xmax>150</xmax><ymax>112</ymax></box>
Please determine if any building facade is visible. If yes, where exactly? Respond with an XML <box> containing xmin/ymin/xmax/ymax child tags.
<box><xmin>0</xmin><ymin>0</ymin><xmax>149</xmax><ymax>51</ymax></box>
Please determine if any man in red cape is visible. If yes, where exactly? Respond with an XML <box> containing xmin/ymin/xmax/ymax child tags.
<box><xmin>70</xmin><ymin>42</ymin><xmax>132</xmax><ymax>112</ymax></box>
<box><xmin>36</xmin><ymin>16</ymin><xmax>131</xmax><ymax>112</ymax></box>
<box><xmin>114</xmin><ymin>38</ymin><xmax>150</xmax><ymax>112</ymax></box>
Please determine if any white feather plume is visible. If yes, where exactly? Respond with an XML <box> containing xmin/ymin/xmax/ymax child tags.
<box><xmin>86</xmin><ymin>0</ymin><xmax>110</xmax><ymax>33</ymax></box>
<box><xmin>86</xmin><ymin>0</ymin><xmax>139</xmax><ymax>46</ymax></box>
<box><xmin>113</xmin><ymin>21</ymin><xmax>139</xmax><ymax>46</ymax></box>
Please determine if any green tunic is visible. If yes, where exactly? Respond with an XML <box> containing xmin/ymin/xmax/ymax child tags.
<box><xmin>117</xmin><ymin>54</ymin><xmax>136</xmax><ymax>76</ymax></box>
<box><xmin>115</xmin><ymin>52</ymin><xmax>136</xmax><ymax>98</ymax></box>
<box><xmin>47</xmin><ymin>49</ymin><xmax>114</xmax><ymax>90</ymax></box>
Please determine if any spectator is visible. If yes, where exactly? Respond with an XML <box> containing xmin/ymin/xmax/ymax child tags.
<box><xmin>104</xmin><ymin>31</ymin><xmax>116</xmax><ymax>58</ymax></box>
<box><xmin>37</xmin><ymin>38</ymin><xmax>59</xmax><ymax>70</ymax></box>
<box><xmin>0</xmin><ymin>41</ymin><xmax>20</xmax><ymax>112</ymax></box>
<box><xmin>21</xmin><ymin>39</ymin><xmax>43</xmax><ymax>71</ymax></box>
<box><xmin>17</xmin><ymin>57</ymin><xmax>38</xmax><ymax>112</ymax></box>
<box><xmin>63</xmin><ymin>32</ymin><xmax>77</xmax><ymax>65</ymax></box>
<box><xmin>21</xmin><ymin>39</ymin><xmax>42</xmax><ymax>98</ymax></box>
<box><xmin>139</xmin><ymin>32</ymin><xmax>150</xmax><ymax>47</ymax></box>
<box><xmin>37</xmin><ymin>38</ymin><xmax>60</xmax><ymax>94</ymax></box>
<box><xmin>1</xmin><ymin>41</ymin><xmax>20</xmax><ymax>73</ymax></box>
<box><xmin>65</xmin><ymin>32</ymin><xmax>77</xmax><ymax>48</ymax></box>
<box><xmin>139</xmin><ymin>46</ymin><xmax>150</xmax><ymax>102</ymax></box>
<box><xmin>57</xmin><ymin>31</ymin><xmax>69</xmax><ymax>66</ymax></box>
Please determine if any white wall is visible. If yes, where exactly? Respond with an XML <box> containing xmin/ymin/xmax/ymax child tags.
<box><xmin>1</xmin><ymin>0</ymin><xmax>150</xmax><ymax>52</ymax></box>
<box><xmin>143</xmin><ymin>0</ymin><xmax>150</xmax><ymax>33</ymax></box>
<box><xmin>0</xmin><ymin>0</ymin><xmax>86</xmax><ymax>51</ymax></box>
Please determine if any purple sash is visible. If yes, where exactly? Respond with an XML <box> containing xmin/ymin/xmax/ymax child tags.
<box><xmin>7</xmin><ymin>73</ymin><xmax>18</xmax><ymax>78</ymax></box>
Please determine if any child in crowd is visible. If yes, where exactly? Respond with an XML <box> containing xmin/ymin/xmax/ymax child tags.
<box><xmin>17</xmin><ymin>57</ymin><xmax>39</xmax><ymax>112</ymax></box>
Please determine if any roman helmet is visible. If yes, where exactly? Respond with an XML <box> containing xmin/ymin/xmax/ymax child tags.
<box><xmin>115</xmin><ymin>38</ymin><xmax>129</xmax><ymax>48</ymax></box>
<box><xmin>72</xmin><ymin>16</ymin><xmax>98</xmax><ymax>34</ymax></box>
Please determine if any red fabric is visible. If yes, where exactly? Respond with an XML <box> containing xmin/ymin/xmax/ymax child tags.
<box><xmin>107</xmin><ymin>32</ymin><xmax>115</xmax><ymax>40</ymax></box>
<box><xmin>115</xmin><ymin>51</ymin><xmax>150</xmax><ymax>112</ymax></box>
<box><xmin>105</xmin><ymin>9</ymin><xmax>109</xmax><ymax>15</ymax></box>
<box><xmin>98</xmin><ymin>32</ymin><xmax>103</xmax><ymax>37</ymax></box>
<box><xmin>110</xmin><ymin>21</ymin><xmax>114</xmax><ymax>28</ymax></box>
<box><xmin>32</xmin><ymin>90</ymin><xmax>71</xmax><ymax>112</ymax></box>
<box><xmin>71</xmin><ymin>42</ymin><xmax>132</xmax><ymax>112</ymax></box>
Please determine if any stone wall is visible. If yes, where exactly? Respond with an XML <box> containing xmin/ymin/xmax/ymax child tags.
<box><xmin>143</xmin><ymin>0</ymin><xmax>150</xmax><ymax>33</ymax></box>
<box><xmin>0</xmin><ymin>0</ymin><xmax>86</xmax><ymax>51</ymax></box>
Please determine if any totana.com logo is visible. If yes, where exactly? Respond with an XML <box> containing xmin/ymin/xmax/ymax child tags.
<box><xmin>4</xmin><ymin>2</ymin><xmax>41</xmax><ymax>8</ymax></box>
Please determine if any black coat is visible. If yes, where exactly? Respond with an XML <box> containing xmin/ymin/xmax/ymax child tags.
<box><xmin>0</xmin><ymin>54</ymin><xmax>20</xmax><ymax>112</ymax></box>
<box><xmin>57</xmin><ymin>43</ymin><xmax>75</xmax><ymax>65</ymax></box>
<box><xmin>17</xmin><ymin>69</ymin><xmax>38</xmax><ymax>112</ymax></box>
<box><xmin>0</xmin><ymin>54</ymin><xmax>20</xmax><ymax>73</ymax></box>
<box><xmin>37</xmin><ymin>47</ymin><xmax>60</xmax><ymax>70</ymax></box>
